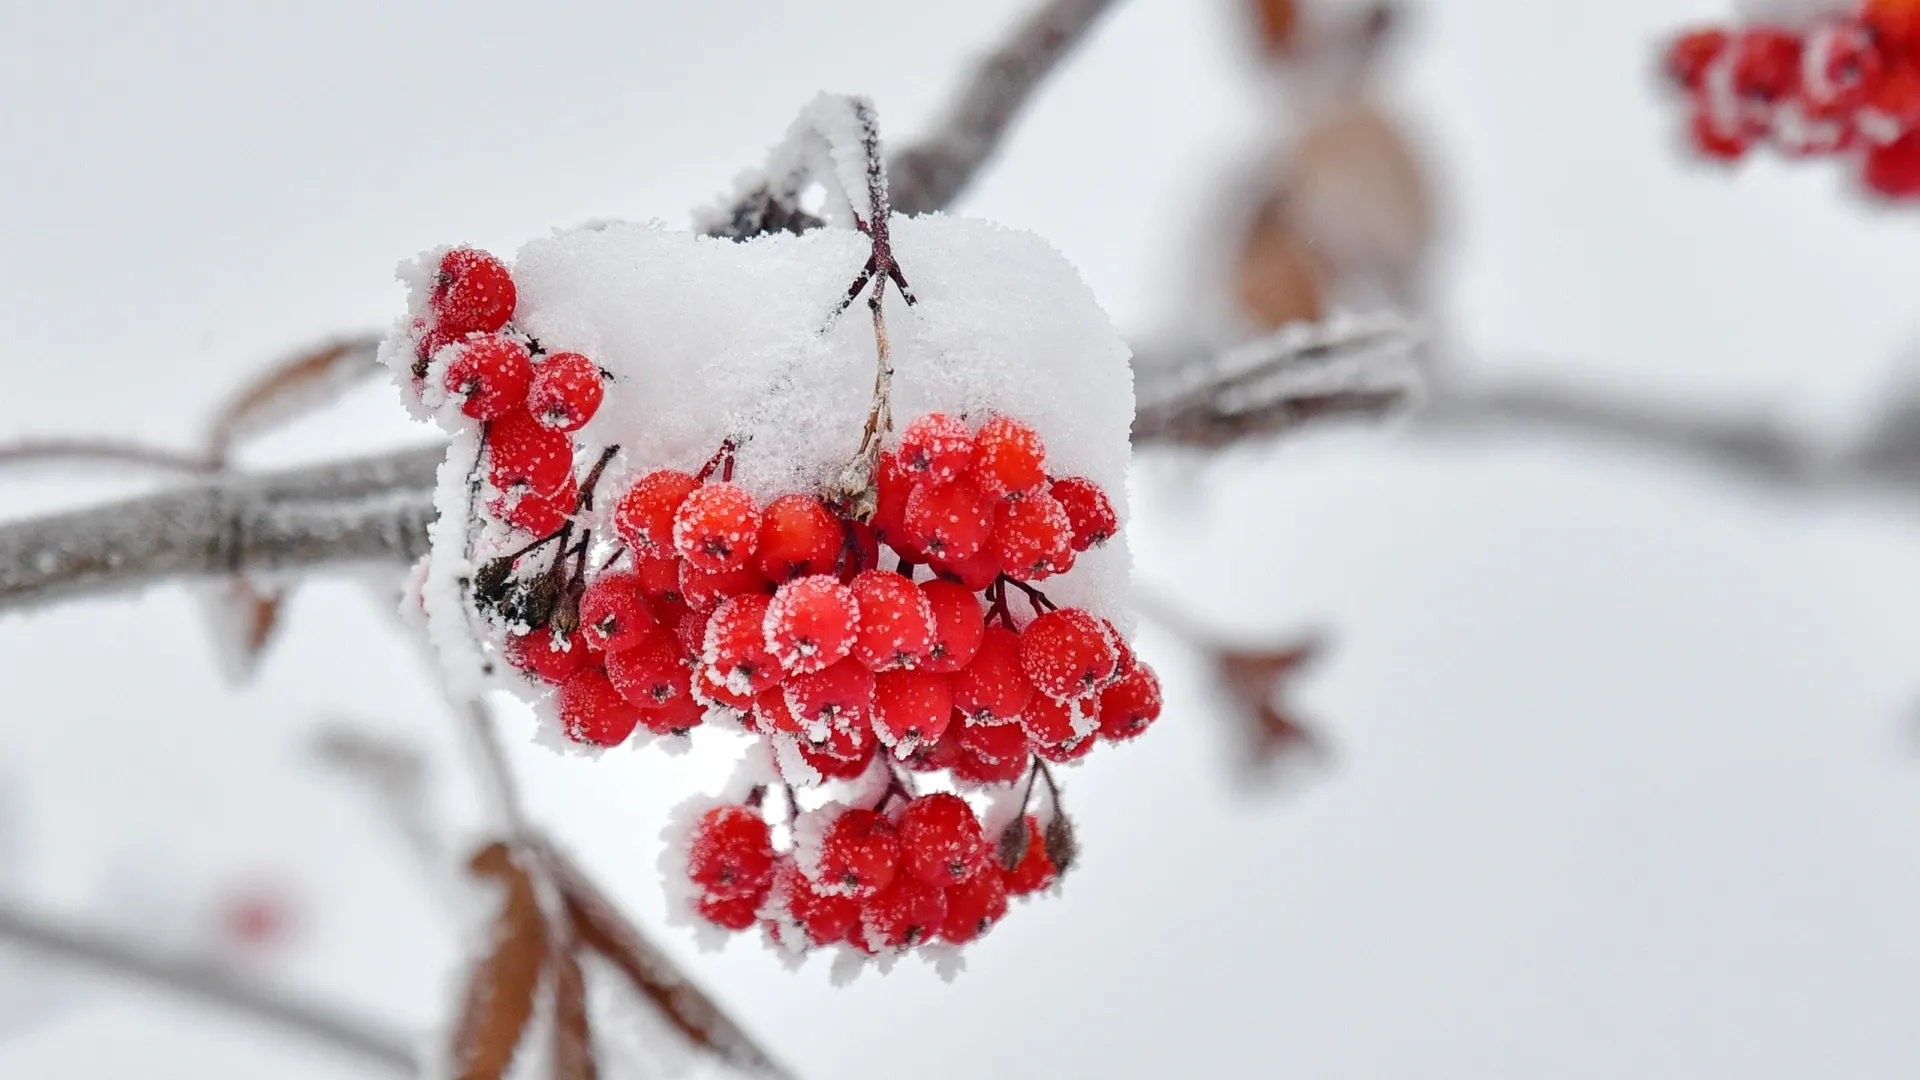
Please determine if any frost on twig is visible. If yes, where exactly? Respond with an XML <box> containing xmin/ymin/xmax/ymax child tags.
<box><xmin>1132</xmin><ymin>314</ymin><xmax>1422</xmax><ymax>447</ymax></box>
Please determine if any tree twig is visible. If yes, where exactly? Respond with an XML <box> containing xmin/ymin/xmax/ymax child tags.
<box><xmin>0</xmin><ymin>901</ymin><xmax>416</xmax><ymax>1074</ymax></box>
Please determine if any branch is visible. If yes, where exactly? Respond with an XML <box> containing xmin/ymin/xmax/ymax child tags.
<box><xmin>0</xmin><ymin>901</ymin><xmax>416</xmax><ymax>1074</ymax></box>
<box><xmin>0</xmin><ymin>446</ymin><xmax>439</xmax><ymax>612</ymax></box>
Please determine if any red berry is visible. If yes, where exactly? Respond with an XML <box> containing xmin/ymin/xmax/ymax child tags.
<box><xmin>557</xmin><ymin>667</ymin><xmax>641</xmax><ymax>748</ymax></box>
<box><xmin>703</xmin><ymin>593</ymin><xmax>785</xmax><ymax>697</ymax></box>
<box><xmin>687</xmin><ymin>805</ymin><xmax>776</xmax><ymax>901</ymax></box>
<box><xmin>783</xmin><ymin>657</ymin><xmax>876</xmax><ymax>733</ymax></box>
<box><xmin>526</xmin><ymin>352</ymin><xmax>604</xmax><ymax>432</ymax></box>
<box><xmin>899</xmin><ymin>726</ymin><xmax>962</xmax><ymax>774</ymax></box>
<box><xmin>771</xmin><ymin>860</ymin><xmax>862</xmax><ymax>947</ymax></box>
<box><xmin>764</xmin><ymin>575</ymin><xmax>860</xmax><ymax>674</ymax></box>
<box><xmin>430</xmin><ymin>248</ymin><xmax>516</xmax><ymax>335</ymax></box>
<box><xmin>808</xmin><ymin>809</ymin><xmax>898</xmax><ymax>899</ymax></box>
<box><xmin>838</xmin><ymin>520</ymin><xmax>882</xmax><ymax>582</ymax></box>
<box><xmin>693</xmin><ymin>663</ymin><xmax>754</xmax><ymax>712</ymax></box>
<box><xmin>416</xmin><ymin>323</ymin><xmax>467</xmax><ymax>365</ymax></box>
<box><xmin>868</xmin><ymin>451</ymin><xmax>917</xmax><ymax>551</ymax></box>
<box><xmin>443</xmin><ymin>334</ymin><xmax>532</xmax><ymax>420</ymax></box>
<box><xmin>1688</xmin><ymin>105</ymin><xmax>1753</xmax><ymax>161</ymax></box>
<box><xmin>1867</xmin><ymin>0</ymin><xmax>1920</xmax><ymax>54</ymax></box>
<box><xmin>798</xmin><ymin>737</ymin><xmax>876</xmax><ymax>781</ymax></box>
<box><xmin>1048</xmin><ymin>476</ymin><xmax>1118</xmax><ymax>550</ymax></box>
<box><xmin>578</xmin><ymin>571</ymin><xmax>656</xmax><ymax>652</ymax></box>
<box><xmin>1864</xmin><ymin>128</ymin><xmax>1920</xmax><ymax>197</ymax></box>
<box><xmin>613</xmin><ymin>470</ymin><xmax>700</xmax><ymax>558</ymax></box>
<box><xmin>1098</xmin><ymin>663</ymin><xmax>1163</xmax><ymax>742</ymax></box>
<box><xmin>1019</xmin><ymin>608</ymin><xmax>1118</xmax><ymax>701</ymax></box>
<box><xmin>487</xmin><ymin>409</ymin><xmax>575</xmax><ymax>498</ymax></box>
<box><xmin>678</xmin><ymin>560</ymin><xmax>770</xmax><ymax>614</ymax></box>
<box><xmin>940</xmin><ymin>870</ymin><xmax>1008</xmax><ymax>945</ymax></box>
<box><xmin>1864</xmin><ymin>61</ymin><xmax>1920</xmax><ymax>133</ymax></box>
<box><xmin>1037</xmin><ymin>731</ymin><xmax>1096</xmax><ymax>764</ymax></box>
<box><xmin>491</xmin><ymin>475</ymin><xmax>576</xmax><ymax>535</ymax></box>
<box><xmin>676</xmin><ymin>607</ymin><xmax>710</xmax><ymax>660</ymax></box>
<box><xmin>1731</xmin><ymin>29</ymin><xmax>1803</xmax><ymax>108</ymax></box>
<box><xmin>1799</xmin><ymin>21</ymin><xmax>1882</xmax><ymax>118</ymax></box>
<box><xmin>849</xmin><ymin>570</ymin><xmax>936</xmax><ymax>671</ymax></box>
<box><xmin>952</xmin><ymin>625</ymin><xmax>1034</xmax><ymax>723</ymax></box>
<box><xmin>638</xmin><ymin>691</ymin><xmax>706</xmax><ymax>736</ymax></box>
<box><xmin>991</xmin><ymin>490</ymin><xmax>1074</xmax><ymax>581</ymax></box>
<box><xmin>898</xmin><ymin>413</ymin><xmax>975</xmax><ymax>483</ymax></box>
<box><xmin>930</xmin><ymin>546</ymin><xmax>1001</xmax><ymax>591</ymax></box>
<box><xmin>605</xmin><ymin>632</ymin><xmax>690</xmax><ymax>708</ymax></box>
<box><xmin>1020</xmin><ymin>692</ymin><xmax>1091</xmax><ymax>748</ymax></box>
<box><xmin>918</xmin><ymin>579</ymin><xmax>986</xmax><ymax>674</ymax></box>
<box><xmin>873</xmin><ymin>669</ymin><xmax>953</xmax><ymax>750</ymax></box>
<box><xmin>1664</xmin><ymin>27</ymin><xmax>1730</xmax><ymax>92</ymax></box>
<box><xmin>859</xmin><ymin>876</ymin><xmax>946</xmax><ymax>950</ymax></box>
<box><xmin>506</xmin><ymin>625</ymin><xmax>592</xmax><ymax>684</ymax></box>
<box><xmin>950</xmin><ymin>743</ymin><xmax>1030</xmax><ymax>786</ymax></box>
<box><xmin>674</xmin><ymin>483</ymin><xmax>762</xmax><ymax>573</ymax></box>
<box><xmin>753</xmin><ymin>685</ymin><xmax>805</xmax><ymax>735</ymax></box>
<box><xmin>755</xmin><ymin>494</ymin><xmax>844</xmax><ymax>583</ymax></box>
<box><xmin>970</xmin><ymin>416</ymin><xmax>1047</xmax><ymax>501</ymax></box>
<box><xmin>956</xmin><ymin>715</ymin><xmax>1030</xmax><ymax>764</ymax></box>
<box><xmin>696</xmin><ymin>892</ymin><xmax>761</xmax><ymax>931</ymax></box>
<box><xmin>1001</xmin><ymin>816</ymin><xmax>1057</xmax><ymax>896</ymax></box>
<box><xmin>904</xmin><ymin>479</ymin><xmax>994</xmax><ymax>562</ymax></box>
<box><xmin>633</xmin><ymin>555</ymin><xmax>684</xmax><ymax>604</ymax></box>
<box><xmin>897</xmin><ymin>793</ymin><xmax>986</xmax><ymax>887</ymax></box>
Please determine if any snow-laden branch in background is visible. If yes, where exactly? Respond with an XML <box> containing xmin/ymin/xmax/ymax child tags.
<box><xmin>705</xmin><ymin>0</ymin><xmax>1120</xmax><ymax>238</ymax></box>
<box><xmin>0</xmin><ymin>446</ymin><xmax>440</xmax><ymax>611</ymax></box>
<box><xmin>0</xmin><ymin>901</ymin><xmax>416</xmax><ymax>1074</ymax></box>
<box><xmin>1131</xmin><ymin>314</ymin><xmax>1423</xmax><ymax>447</ymax></box>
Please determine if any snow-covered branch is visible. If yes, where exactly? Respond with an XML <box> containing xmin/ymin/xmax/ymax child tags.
<box><xmin>0</xmin><ymin>447</ymin><xmax>439</xmax><ymax>612</ymax></box>
<box><xmin>0</xmin><ymin>900</ymin><xmax>416</xmax><ymax>1074</ymax></box>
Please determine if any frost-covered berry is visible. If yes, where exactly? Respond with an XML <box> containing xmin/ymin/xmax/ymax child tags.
<box><xmin>488</xmin><ymin>409</ymin><xmax>576</xmax><ymax>498</ymax></box>
<box><xmin>491</xmin><ymin>474</ymin><xmax>577</xmax><ymax>535</ymax></box>
<box><xmin>506</xmin><ymin>625</ymin><xmax>592</xmax><ymax>684</ymax></box>
<box><xmin>578</xmin><ymin>571</ymin><xmax>656</xmax><ymax>652</ymax></box>
<box><xmin>703</xmin><ymin>593</ymin><xmax>784</xmax><ymax>696</ymax></box>
<box><xmin>1048</xmin><ymin>476</ymin><xmax>1118</xmax><ymax>550</ymax></box>
<box><xmin>1019</xmin><ymin>692</ymin><xmax>1090</xmax><ymax>748</ymax></box>
<box><xmin>764</xmin><ymin>575</ymin><xmax>859</xmax><ymax>674</ymax></box>
<box><xmin>970</xmin><ymin>415</ymin><xmax>1047</xmax><ymax>501</ymax></box>
<box><xmin>950</xmin><ymin>742</ymin><xmax>1030</xmax><ymax>786</ymax></box>
<box><xmin>443</xmin><ymin>334</ymin><xmax>533</xmax><ymax>420</ymax></box>
<box><xmin>939</xmin><ymin>869</ymin><xmax>1008</xmax><ymax>945</ymax></box>
<box><xmin>897</xmin><ymin>793</ymin><xmax>987</xmax><ymax>887</ymax></box>
<box><xmin>633</xmin><ymin>554</ymin><xmax>684</xmax><ymax>603</ymax></box>
<box><xmin>872</xmin><ymin>669</ymin><xmax>953</xmax><ymax>750</ymax></box>
<box><xmin>613</xmin><ymin>470</ymin><xmax>701</xmax><ymax>558</ymax></box>
<box><xmin>755</xmin><ymin>494</ymin><xmax>844</xmax><ymax>583</ymax></box>
<box><xmin>688</xmin><ymin>805</ymin><xmax>776</xmax><ymax>901</ymax></box>
<box><xmin>1867</xmin><ymin>0</ymin><xmax>1920</xmax><ymax>54</ymax></box>
<box><xmin>754</xmin><ymin>685</ymin><xmax>804</xmax><ymax>735</ymax></box>
<box><xmin>868</xmin><ymin>451</ymin><xmax>918</xmax><ymax>551</ymax></box>
<box><xmin>674</xmin><ymin>483</ymin><xmax>762</xmax><ymax>573</ymax></box>
<box><xmin>956</xmin><ymin>715</ymin><xmax>1030</xmax><ymax>765</ymax></box>
<box><xmin>918</xmin><ymin>579</ymin><xmax>985</xmax><ymax>674</ymax></box>
<box><xmin>848</xmin><ymin>570</ymin><xmax>936</xmax><ymax>671</ymax></box>
<box><xmin>809</xmin><ymin>809</ymin><xmax>898</xmax><ymax>899</ymax></box>
<box><xmin>1019</xmin><ymin>608</ymin><xmax>1119</xmax><ymax>701</ymax></box>
<box><xmin>1663</xmin><ymin>27</ymin><xmax>1729</xmax><ymax>92</ymax></box>
<box><xmin>605</xmin><ymin>632</ymin><xmax>690</xmax><ymax>708</ymax></box>
<box><xmin>1098</xmin><ymin>664</ymin><xmax>1163</xmax><ymax>742</ymax></box>
<box><xmin>772</xmin><ymin>860</ymin><xmax>862</xmax><ymax>947</ymax></box>
<box><xmin>1687</xmin><ymin>106</ymin><xmax>1753</xmax><ymax>162</ymax></box>
<box><xmin>1730</xmin><ymin>28</ymin><xmax>1803</xmax><ymax>110</ymax></box>
<box><xmin>526</xmin><ymin>352</ymin><xmax>605</xmax><ymax>432</ymax></box>
<box><xmin>991</xmin><ymin>489</ymin><xmax>1074</xmax><ymax>581</ymax></box>
<box><xmin>1001</xmin><ymin>815</ymin><xmax>1057</xmax><ymax>896</ymax></box>
<box><xmin>1038</xmin><ymin>732</ymin><xmax>1095</xmax><ymax>764</ymax></box>
<box><xmin>1864</xmin><ymin>130</ymin><xmax>1920</xmax><ymax>198</ymax></box>
<box><xmin>783</xmin><ymin>657</ymin><xmax>875</xmax><ymax>732</ymax></box>
<box><xmin>904</xmin><ymin>479</ymin><xmax>994</xmax><ymax>562</ymax></box>
<box><xmin>638</xmin><ymin>690</ymin><xmax>706</xmax><ymax>736</ymax></box>
<box><xmin>696</xmin><ymin>892</ymin><xmax>762</xmax><ymax>932</ymax></box>
<box><xmin>898</xmin><ymin>412</ymin><xmax>975</xmax><ymax>483</ymax></box>
<box><xmin>931</xmin><ymin>546</ymin><xmax>1001</xmax><ymax>591</ymax></box>
<box><xmin>952</xmin><ymin>625</ymin><xmax>1033</xmax><ymax>724</ymax></box>
<box><xmin>679</xmin><ymin>560</ymin><xmax>770</xmax><ymax>614</ymax></box>
<box><xmin>1799</xmin><ymin>22</ymin><xmax>1881</xmax><ymax>120</ymax></box>
<box><xmin>430</xmin><ymin>248</ymin><xmax>516</xmax><ymax>335</ymax></box>
<box><xmin>860</xmin><ymin>876</ymin><xmax>946</xmax><ymax>950</ymax></box>
<box><xmin>899</xmin><ymin>727</ymin><xmax>962</xmax><ymax>774</ymax></box>
<box><xmin>557</xmin><ymin>667</ymin><xmax>641</xmax><ymax>748</ymax></box>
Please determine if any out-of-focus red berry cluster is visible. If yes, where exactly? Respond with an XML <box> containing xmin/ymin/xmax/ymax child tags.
<box><xmin>1663</xmin><ymin>0</ymin><xmax>1920</xmax><ymax>197</ymax></box>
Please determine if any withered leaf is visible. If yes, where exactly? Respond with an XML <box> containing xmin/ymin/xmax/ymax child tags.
<box><xmin>537</xmin><ymin>843</ymin><xmax>792</xmax><ymax>1080</ymax></box>
<box><xmin>1043</xmin><ymin>813</ymin><xmax>1078</xmax><ymax>877</ymax></box>
<box><xmin>550</xmin><ymin>947</ymin><xmax>598</xmax><ymax>1080</ymax></box>
<box><xmin>996</xmin><ymin>815</ymin><xmax>1031</xmax><ymax>873</ymax></box>
<box><xmin>1219</xmin><ymin>637</ymin><xmax>1328</xmax><ymax>769</ymax></box>
<box><xmin>206</xmin><ymin>335</ymin><xmax>383</xmax><ymax>462</ymax></box>
<box><xmin>1253</xmin><ymin>0</ymin><xmax>1299</xmax><ymax>55</ymax></box>
<box><xmin>450</xmin><ymin>842</ymin><xmax>550</xmax><ymax>1080</ymax></box>
<box><xmin>1235</xmin><ymin>195</ymin><xmax>1329</xmax><ymax>333</ymax></box>
<box><xmin>201</xmin><ymin>577</ymin><xmax>287</xmax><ymax>683</ymax></box>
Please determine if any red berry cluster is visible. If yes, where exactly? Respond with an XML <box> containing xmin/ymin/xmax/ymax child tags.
<box><xmin>684</xmin><ymin>798</ymin><xmax>1059</xmax><ymax>954</ymax></box>
<box><xmin>1663</xmin><ymin>2</ymin><xmax>1920</xmax><ymax>197</ymax></box>
<box><xmin>409</xmin><ymin>247</ymin><xmax>609</xmax><ymax>536</ymax></box>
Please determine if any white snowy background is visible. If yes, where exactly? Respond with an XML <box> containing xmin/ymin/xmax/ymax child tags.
<box><xmin>4</xmin><ymin>0</ymin><xmax>1920</xmax><ymax>1077</ymax></box>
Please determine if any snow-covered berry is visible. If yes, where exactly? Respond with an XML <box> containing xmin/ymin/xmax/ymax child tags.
<box><xmin>897</xmin><ymin>793</ymin><xmax>987</xmax><ymax>887</ymax></box>
<box><xmin>487</xmin><ymin>409</ymin><xmax>576</xmax><ymax>498</ymax></box>
<box><xmin>764</xmin><ymin>575</ymin><xmax>860</xmax><ymax>674</ymax></box>
<box><xmin>430</xmin><ymin>248</ymin><xmax>516</xmax><ymax>336</ymax></box>
<box><xmin>557</xmin><ymin>667</ymin><xmax>641</xmax><ymax>748</ymax></box>
<box><xmin>1097</xmin><ymin>664</ymin><xmax>1163</xmax><ymax>742</ymax></box>
<box><xmin>688</xmin><ymin>805</ymin><xmax>777</xmax><ymax>901</ymax></box>
<box><xmin>952</xmin><ymin>625</ymin><xmax>1033</xmax><ymax>724</ymax></box>
<box><xmin>674</xmin><ymin>483</ymin><xmax>762</xmax><ymax>573</ymax></box>
<box><xmin>1019</xmin><ymin>608</ymin><xmax>1118</xmax><ymax>701</ymax></box>
<box><xmin>991</xmin><ymin>489</ymin><xmax>1074</xmax><ymax>581</ymax></box>
<box><xmin>848</xmin><ymin>570</ymin><xmax>936</xmax><ymax>671</ymax></box>
<box><xmin>578</xmin><ymin>571</ymin><xmax>656</xmax><ymax>652</ymax></box>
<box><xmin>904</xmin><ymin>479</ymin><xmax>994</xmax><ymax>562</ymax></box>
<box><xmin>918</xmin><ymin>579</ymin><xmax>986</xmax><ymax>674</ymax></box>
<box><xmin>755</xmin><ymin>494</ymin><xmax>844</xmax><ymax>583</ymax></box>
<box><xmin>703</xmin><ymin>593</ymin><xmax>784</xmax><ymax>696</ymax></box>
<box><xmin>443</xmin><ymin>334</ymin><xmax>532</xmax><ymax>420</ymax></box>
<box><xmin>605</xmin><ymin>632</ymin><xmax>691</xmax><ymax>708</ymax></box>
<box><xmin>1048</xmin><ymin>476</ymin><xmax>1118</xmax><ymax>550</ymax></box>
<box><xmin>613</xmin><ymin>470</ymin><xmax>701</xmax><ymax>558</ymax></box>
<box><xmin>860</xmin><ymin>876</ymin><xmax>946</xmax><ymax>950</ymax></box>
<box><xmin>527</xmin><ymin>352</ymin><xmax>605</xmax><ymax>432</ymax></box>
<box><xmin>506</xmin><ymin>625</ymin><xmax>593</xmax><ymax>684</ymax></box>
<box><xmin>970</xmin><ymin>415</ymin><xmax>1047</xmax><ymax>501</ymax></box>
<box><xmin>873</xmin><ymin>669</ymin><xmax>953</xmax><ymax>750</ymax></box>
<box><xmin>898</xmin><ymin>412</ymin><xmax>975</xmax><ymax>483</ymax></box>
<box><xmin>809</xmin><ymin>809</ymin><xmax>898</xmax><ymax>900</ymax></box>
<box><xmin>783</xmin><ymin>657</ymin><xmax>876</xmax><ymax>733</ymax></box>
<box><xmin>939</xmin><ymin>869</ymin><xmax>1008</xmax><ymax>945</ymax></box>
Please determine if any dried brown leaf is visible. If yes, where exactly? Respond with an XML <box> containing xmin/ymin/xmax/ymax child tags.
<box><xmin>550</xmin><ymin>947</ymin><xmax>598</xmax><ymax>1080</ymax></box>
<box><xmin>538</xmin><ymin>844</ymin><xmax>791</xmax><ymax>1079</ymax></box>
<box><xmin>1252</xmin><ymin>0</ymin><xmax>1299</xmax><ymax>54</ymax></box>
<box><xmin>207</xmin><ymin>335</ymin><xmax>382</xmax><ymax>463</ymax></box>
<box><xmin>996</xmin><ymin>815</ymin><xmax>1032</xmax><ymax>873</ymax></box>
<box><xmin>451</xmin><ymin>842</ymin><xmax>550</xmax><ymax>1080</ymax></box>
<box><xmin>1043</xmin><ymin>813</ymin><xmax>1078</xmax><ymax>876</ymax></box>
<box><xmin>1234</xmin><ymin>196</ymin><xmax>1329</xmax><ymax>332</ymax></box>
<box><xmin>201</xmin><ymin>577</ymin><xmax>287</xmax><ymax>682</ymax></box>
<box><xmin>1277</xmin><ymin>100</ymin><xmax>1432</xmax><ymax>293</ymax></box>
<box><xmin>1219</xmin><ymin>638</ymin><xmax>1327</xmax><ymax>768</ymax></box>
